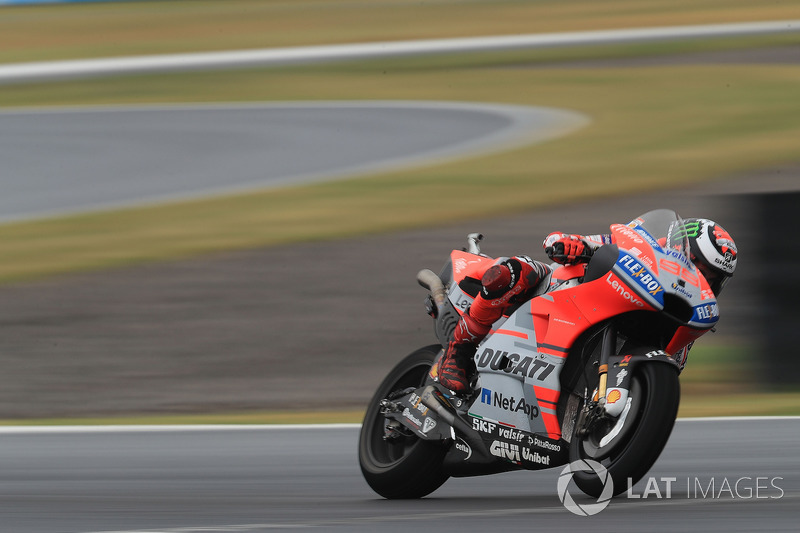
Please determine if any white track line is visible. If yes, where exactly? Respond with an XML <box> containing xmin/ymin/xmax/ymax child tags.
<box><xmin>678</xmin><ymin>415</ymin><xmax>800</xmax><ymax>422</ymax></box>
<box><xmin>0</xmin><ymin>417</ymin><xmax>795</xmax><ymax>434</ymax></box>
<box><xmin>1</xmin><ymin>20</ymin><xmax>798</xmax><ymax>84</ymax></box>
<box><xmin>0</xmin><ymin>424</ymin><xmax>363</xmax><ymax>434</ymax></box>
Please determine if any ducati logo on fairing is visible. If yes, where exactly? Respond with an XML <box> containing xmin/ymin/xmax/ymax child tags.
<box><xmin>476</xmin><ymin>349</ymin><xmax>555</xmax><ymax>381</ymax></box>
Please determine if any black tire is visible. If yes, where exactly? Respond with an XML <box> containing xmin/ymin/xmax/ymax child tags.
<box><xmin>569</xmin><ymin>362</ymin><xmax>680</xmax><ymax>497</ymax></box>
<box><xmin>358</xmin><ymin>345</ymin><xmax>450</xmax><ymax>499</ymax></box>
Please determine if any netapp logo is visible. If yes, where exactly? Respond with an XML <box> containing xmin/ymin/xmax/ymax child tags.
<box><xmin>480</xmin><ymin>387</ymin><xmax>540</xmax><ymax>419</ymax></box>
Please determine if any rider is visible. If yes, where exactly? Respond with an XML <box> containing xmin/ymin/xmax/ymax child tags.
<box><xmin>434</xmin><ymin>218</ymin><xmax>738</xmax><ymax>393</ymax></box>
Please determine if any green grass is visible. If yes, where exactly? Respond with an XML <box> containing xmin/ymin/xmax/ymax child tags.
<box><xmin>2</xmin><ymin>0</ymin><xmax>799</xmax><ymax>63</ymax></box>
<box><xmin>680</xmin><ymin>343</ymin><xmax>751</xmax><ymax>386</ymax></box>
<box><xmin>678</xmin><ymin>393</ymin><xmax>800</xmax><ymax>418</ymax></box>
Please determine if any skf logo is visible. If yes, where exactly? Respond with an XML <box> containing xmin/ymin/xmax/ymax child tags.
<box><xmin>472</xmin><ymin>417</ymin><xmax>496</xmax><ymax>434</ymax></box>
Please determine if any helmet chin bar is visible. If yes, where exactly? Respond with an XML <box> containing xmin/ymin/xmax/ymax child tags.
<box><xmin>694</xmin><ymin>258</ymin><xmax>730</xmax><ymax>295</ymax></box>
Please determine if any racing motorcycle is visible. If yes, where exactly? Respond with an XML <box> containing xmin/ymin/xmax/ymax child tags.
<box><xmin>359</xmin><ymin>209</ymin><xmax>720</xmax><ymax>499</ymax></box>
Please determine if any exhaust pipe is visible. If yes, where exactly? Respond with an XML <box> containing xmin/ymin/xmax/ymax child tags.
<box><xmin>417</xmin><ymin>269</ymin><xmax>447</xmax><ymax>312</ymax></box>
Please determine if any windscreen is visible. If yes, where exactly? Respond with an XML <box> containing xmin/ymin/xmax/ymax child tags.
<box><xmin>630</xmin><ymin>209</ymin><xmax>690</xmax><ymax>260</ymax></box>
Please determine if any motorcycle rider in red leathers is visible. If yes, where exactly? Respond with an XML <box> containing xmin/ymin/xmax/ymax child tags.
<box><xmin>434</xmin><ymin>218</ymin><xmax>738</xmax><ymax>394</ymax></box>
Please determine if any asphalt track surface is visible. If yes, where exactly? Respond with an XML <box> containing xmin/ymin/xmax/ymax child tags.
<box><xmin>0</xmin><ymin>102</ymin><xmax>587</xmax><ymax>222</ymax></box>
<box><xmin>0</xmin><ymin>418</ymin><xmax>797</xmax><ymax>532</ymax></box>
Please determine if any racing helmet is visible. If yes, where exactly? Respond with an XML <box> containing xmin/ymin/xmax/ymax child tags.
<box><xmin>683</xmin><ymin>218</ymin><xmax>738</xmax><ymax>294</ymax></box>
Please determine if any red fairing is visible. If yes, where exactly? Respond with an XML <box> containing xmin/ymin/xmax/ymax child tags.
<box><xmin>449</xmin><ymin>250</ymin><xmax>496</xmax><ymax>285</ymax></box>
<box><xmin>531</xmin><ymin>268</ymin><xmax>658</xmax><ymax>355</ymax></box>
<box><xmin>549</xmin><ymin>263</ymin><xmax>587</xmax><ymax>287</ymax></box>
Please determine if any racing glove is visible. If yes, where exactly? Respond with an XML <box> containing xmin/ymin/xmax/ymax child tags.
<box><xmin>545</xmin><ymin>235</ymin><xmax>592</xmax><ymax>264</ymax></box>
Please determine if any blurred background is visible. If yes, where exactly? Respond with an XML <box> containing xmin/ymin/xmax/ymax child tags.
<box><xmin>0</xmin><ymin>0</ymin><xmax>799</xmax><ymax>423</ymax></box>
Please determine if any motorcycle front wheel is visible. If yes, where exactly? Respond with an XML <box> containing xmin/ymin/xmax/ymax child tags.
<box><xmin>358</xmin><ymin>344</ymin><xmax>449</xmax><ymax>499</ymax></box>
<box><xmin>569</xmin><ymin>362</ymin><xmax>680</xmax><ymax>497</ymax></box>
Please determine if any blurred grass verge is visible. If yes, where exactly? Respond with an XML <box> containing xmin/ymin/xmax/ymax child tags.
<box><xmin>2</xmin><ymin>0</ymin><xmax>799</xmax><ymax>63</ymax></box>
<box><xmin>679</xmin><ymin>343</ymin><xmax>800</xmax><ymax>417</ymax></box>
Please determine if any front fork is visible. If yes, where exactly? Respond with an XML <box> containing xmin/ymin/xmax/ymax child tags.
<box><xmin>576</xmin><ymin>323</ymin><xmax>625</xmax><ymax>437</ymax></box>
<box><xmin>575</xmin><ymin>322</ymin><xmax>680</xmax><ymax>437</ymax></box>
<box><xmin>596</xmin><ymin>324</ymin><xmax>616</xmax><ymax>412</ymax></box>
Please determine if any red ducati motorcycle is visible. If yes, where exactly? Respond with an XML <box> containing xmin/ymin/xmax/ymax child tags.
<box><xmin>359</xmin><ymin>209</ymin><xmax>718</xmax><ymax>499</ymax></box>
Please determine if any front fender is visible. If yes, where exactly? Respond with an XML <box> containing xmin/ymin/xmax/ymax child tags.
<box><xmin>604</xmin><ymin>350</ymin><xmax>680</xmax><ymax>417</ymax></box>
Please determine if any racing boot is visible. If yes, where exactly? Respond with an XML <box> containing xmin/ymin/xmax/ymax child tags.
<box><xmin>435</xmin><ymin>340</ymin><xmax>477</xmax><ymax>394</ymax></box>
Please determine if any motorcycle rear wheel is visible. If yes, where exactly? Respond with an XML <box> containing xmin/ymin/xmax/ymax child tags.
<box><xmin>359</xmin><ymin>345</ymin><xmax>449</xmax><ymax>499</ymax></box>
<box><xmin>569</xmin><ymin>362</ymin><xmax>680</xmax><ymax>497</ymax></box>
